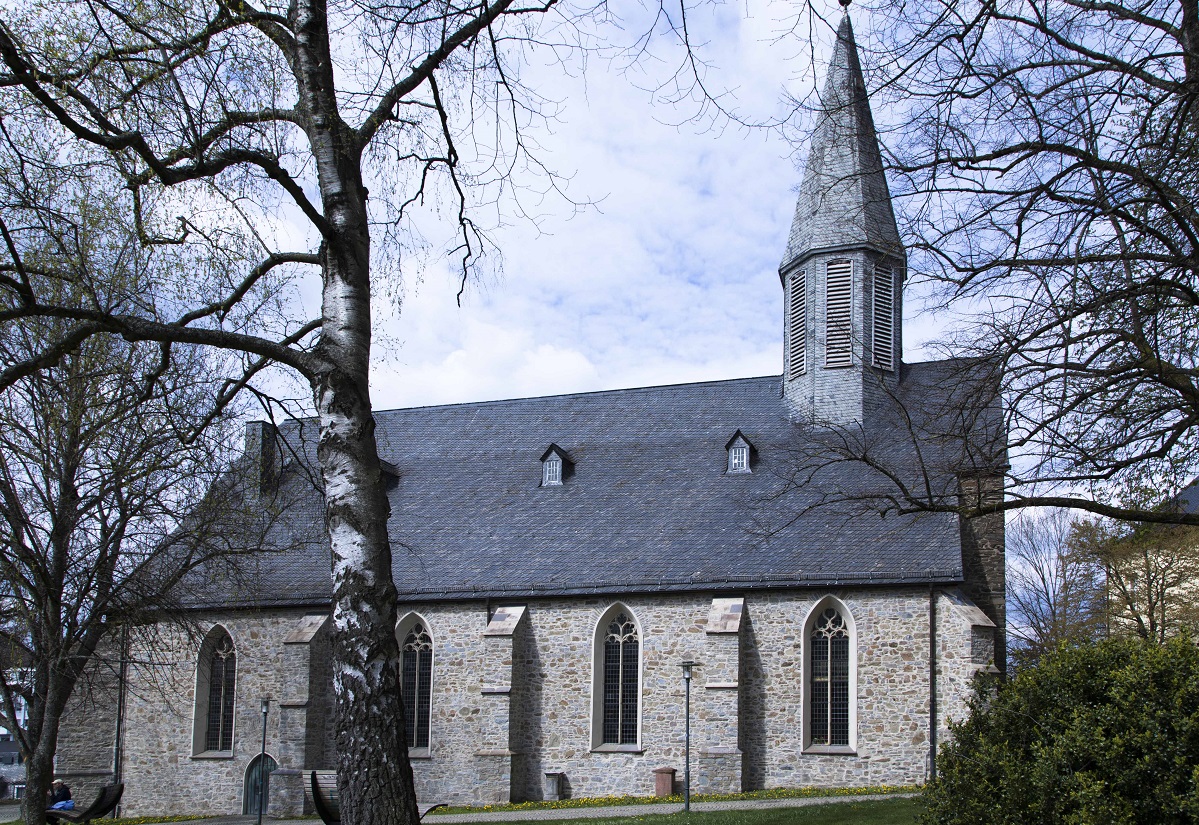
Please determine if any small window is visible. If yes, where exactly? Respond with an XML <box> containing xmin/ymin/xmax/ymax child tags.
<box><xmin>543</xmin><ymin>456</ymin><xmax>562</xmax><ymax>486</ymax></box>
<box><xmin>540</xmin><ymin>444</ymin><xmax>572</xmax><ymax>487</ymax></box>
<box><xmin>729</xmin><ymin>446</ymin><xmax>749</xmax><ymax>472</ymax></box>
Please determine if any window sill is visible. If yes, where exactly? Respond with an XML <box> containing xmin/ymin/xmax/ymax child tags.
<box><xmin>191</xmin><ymin>751</ymin><xmax>234</xmax><ymax>760</ymax></box>
<box><xmin>591</xmin><ymin>744</ymin><xmax>643</xmax><ymax>754</ymax></box>
<box><xmin>803</xmin><ymin>745</ymin><xmax>856</xmax><ymax>756</ymax></box>
<box><xmin>408</xmin><ymin>748</ymin><xmax>432</xmax><ymax>760</ymax></box>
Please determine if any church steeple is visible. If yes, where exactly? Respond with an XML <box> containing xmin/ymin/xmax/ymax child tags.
<box><xmin>780</xmin><ymin>11</ymin><xmax>905</xmax><ymax>425</ymax></box>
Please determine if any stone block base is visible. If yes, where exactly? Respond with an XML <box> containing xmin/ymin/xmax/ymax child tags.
<box><xmin>697</xmin><ymin>749</ymin><xmax>742</xmax><ymax>794</ymax></box>
<box><xmin>473</xmin><ymin>751</ymin><xmax>513</xmax><ymax>804</ymax></box>
<box><xmin>268</xmin><ymin>769</ymin><xmax>306</xmax><ymax>818</ymax></box>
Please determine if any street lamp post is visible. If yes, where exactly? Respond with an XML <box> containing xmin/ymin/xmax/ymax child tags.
<box><xmin>681</xmin><ymin>661</ymin><xmax>697</xmax><ymax>813</ymax></box>
<box><xmin>257</xmin><ymin>698</ymin><xmax>270</xmax><ymax>825</ymax></box>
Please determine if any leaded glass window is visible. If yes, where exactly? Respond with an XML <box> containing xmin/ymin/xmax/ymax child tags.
<box><xmin>401</xmin><ymin>623</ymin><xmax>433</xmax><ymax>748</ymax></box>
<box><xmin>204</xmin><ymin>632</ymin><xmax>236</xmax><ymax>752</ymax></box>
<box><xmin>602</xmin><ymin>613</ymin><xmax>639</xmax><ymax>745</ymax></box>
<box><xmin>809</xmin><ymin>607</ymin><xmax>850</xmax><ymax>747</ymax></box>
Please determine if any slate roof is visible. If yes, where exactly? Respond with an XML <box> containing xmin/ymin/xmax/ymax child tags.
<box><xmin>781</xmin><ymin>13</ymin><xmax>903</xmax><ymax>271</ymax></box>
<box><xmin>193</xmin><ymin>368</ymin><xmax>978</xmax><ymax>609</ymax></box>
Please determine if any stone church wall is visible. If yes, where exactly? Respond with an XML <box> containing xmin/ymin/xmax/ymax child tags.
<box><xmin>57</xmin><ymin>587</ymin><xmax>991</xmax><ymax>816</ymax></box>
<box><xmin>99</xmin><ymin>610</ymin><xmax>330</xmax><ymax>817</ymax></box>
<box><xmin>56</xmin><ymin>649</ymin><xmax>121</xmax><ymax>803</ymax></box>
<box><xmin>740</xmin><ymin>588</ymin><xmax>933</xmax><ymax>789</ymax></box>
<box><xmin>397</xmin><ymin>587</ymin><xmax>985</xmax><ymax>804</ymax></box>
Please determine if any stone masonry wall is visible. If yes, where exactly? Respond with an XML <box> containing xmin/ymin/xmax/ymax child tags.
<box><xmin>740</xmin><ymin>589</ymin><xmax>933</xmax><ymax>789</ymax></box>
<box><xmin>110</xmin><ymin>611</ymin><xmax>327</xmax><ymax>817</ymax></box>
<box><xmin>57</xmin><ymin>652</ymin><xmax>121</xmax><ymax>804</ymax></box>
<box><xmin>959</xmin><ymin>474</ymin><xmax>1007</xmax><ymax>675</ymax></box>
<box><xmin>58</xmin><ymin>587</ymin><xmax>990</xmax><ymax>816</ymax></box>
<box><xmin>407</xmin><ymin>587</ymin><xmax>984</xmax><ymax>803</ymax></box>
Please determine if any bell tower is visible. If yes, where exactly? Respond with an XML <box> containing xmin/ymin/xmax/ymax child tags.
<box><xmin>780</xmin><ymin>11</ymin><xmax>906</xmax><ymax>425</ymax></box>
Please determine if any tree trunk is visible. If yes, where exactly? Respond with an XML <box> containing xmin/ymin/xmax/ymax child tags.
<box><xmin>23</xmin><ymin>672</ymin><xmax>72</xmax><ymax>825</ymax></box>
<box><xmin>291</xmin><ymin>1</ymin><xmax>419</xmax><ymax>823</ymax></box>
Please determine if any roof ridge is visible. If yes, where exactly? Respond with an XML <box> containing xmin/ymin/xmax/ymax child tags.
<box><xmin>369</xmin><ymin>374</ymin><xmax>784</xmax><ymax>415</ymax></box>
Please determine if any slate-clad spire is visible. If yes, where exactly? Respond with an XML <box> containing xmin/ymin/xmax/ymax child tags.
<box><xmin>779</xmin><ymin>12</ymin><xmax>905</xmax><ymax>426</ymax></box>
<box><xmin>780</xmin><ymin>14</ymin><xmax>901</xmax><ymax>271</ymax></box>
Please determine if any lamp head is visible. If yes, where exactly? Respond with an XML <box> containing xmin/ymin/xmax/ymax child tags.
<box><xmin>681</xmin><ymin>660</ymin><xmax>697</xmax><ymax>680</ymax></box>
<box><xmin>261</xmin><ymin>697</ymin><xmax>270</xmax><ymax>715</ymax></box>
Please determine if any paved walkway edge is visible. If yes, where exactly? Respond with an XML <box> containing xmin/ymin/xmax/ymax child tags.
<box><xmin>180</xmin><ymin>791</ymin><xmax>917</xmax><ymax>825</ymax></box>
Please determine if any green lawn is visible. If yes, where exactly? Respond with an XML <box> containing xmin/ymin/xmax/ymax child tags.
<box><xmin>481</xmin><ymin>797</ymin><xmax>924</xmax><ymax>825</ymax></box>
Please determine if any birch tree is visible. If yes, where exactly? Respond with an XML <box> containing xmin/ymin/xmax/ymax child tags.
<box><xmin>0</xmin><ymin>1</ymin><xmax>715</xmax><ymax>822</ymax></box>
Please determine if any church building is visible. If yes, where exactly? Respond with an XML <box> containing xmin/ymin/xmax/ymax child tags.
<box><xmin>56</xmin><ymin>13</ymin><xmax>1005</xmax><ymax>817</ymax></box>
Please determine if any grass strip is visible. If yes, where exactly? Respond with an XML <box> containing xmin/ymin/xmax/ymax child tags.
<box><xmin>430</xmin><ymin>785</ymin><xmax>917</xmax><ymax>816</ymax></box>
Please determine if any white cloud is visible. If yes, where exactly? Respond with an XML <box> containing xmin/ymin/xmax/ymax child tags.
<box><xmin>358</xmin><ymin>3</ymin><xmax>937</xmax><ymax>412</ymax></box>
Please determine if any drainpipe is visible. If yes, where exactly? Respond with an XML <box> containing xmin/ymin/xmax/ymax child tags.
<box><xmin>111</xmin><ymin>623</ymin><xmax>129</xmax><ymax>817</ymax></box>
<box><xmin>928</xmin><ymin>587</ymin><xmax>937</xmax><ymax>781</ymax></box>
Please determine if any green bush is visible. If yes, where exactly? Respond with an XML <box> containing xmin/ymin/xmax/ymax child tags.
<box><xmin>921</xmin><ymin>636</ymin><xmax>1199</xmax><ymax>825</ymax></box>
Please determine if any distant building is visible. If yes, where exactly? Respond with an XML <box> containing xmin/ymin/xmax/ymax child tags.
<box><xmin>57</xmin><ymin>12</ymin><xmax>1004</xmax><ymax>817</ymax></box>
<box><xmin>0</xmin><ymin>670</ymin><xmax>30</xmax><ymax>799</ymax></box>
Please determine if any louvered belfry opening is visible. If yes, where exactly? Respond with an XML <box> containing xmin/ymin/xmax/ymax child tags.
<box><xmin>402</xmin><ymin>623</ymin><xmax>434</xmax><ymax>748</ymax></box>
<box><xmin>810</xmin><ymin>607</ymin><xmax>851</xmax><ymax>747</ymax></box>
<box><xmin>205</xmin><ymin>632</ymin><xmax>236</xmax><ymax>752</ymax></box>
<box><xmin>787</xmin><ymin>270</ymin><xmax>807</xmax><ymax>377</ymax></box>
<box><xmin>778</xmin><ymin>12</ymin><xmax>907</xmax><ymax>424</ymax></box>
<box><xmin>872</xmin><ymin>264</ymin><xmax>895</xmax><ymax>370</ymax></box>
<box><xmin>602</xmin><ymin>612</ymin><xmax>639</xmax><ymax>745</ymax></box>
<box><xmin>825</xmin><ymin>261</ymin><xmax>854</xmax><ymax>368</ymax></box>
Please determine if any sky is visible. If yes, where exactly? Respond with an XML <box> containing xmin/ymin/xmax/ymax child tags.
<box><xmin>360</xmin><ymin>0</ymin><xmax>941</xmax><ymax>412</ymax></box>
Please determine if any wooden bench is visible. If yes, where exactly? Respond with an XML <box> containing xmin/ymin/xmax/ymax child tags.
<box><xmin>310</xmin><ymin>772</ymin><xmax>444</xmax><ymax>824</ymax></box>
<box><xmin>46</xmin><ymin>783</ymin><xmax>124</xmax><ymax>824</ymax></box>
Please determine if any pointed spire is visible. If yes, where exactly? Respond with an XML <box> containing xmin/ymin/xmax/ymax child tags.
<box><xmin>780</xmin><ymin>14</ymin><xmax>902</xmax><ymax>271</ymax></box>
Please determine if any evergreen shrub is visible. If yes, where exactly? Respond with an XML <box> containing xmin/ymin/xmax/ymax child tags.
<box><xmin>921</xmin><ymin>636</ymin><xmax>1199</xmax><ymax>824</ymax></box>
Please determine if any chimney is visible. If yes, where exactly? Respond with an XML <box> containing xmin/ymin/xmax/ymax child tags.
<box><xmin>244</xmin><ymin>421</ymin><xmax>280</xmax><ymax>497</ymax></box>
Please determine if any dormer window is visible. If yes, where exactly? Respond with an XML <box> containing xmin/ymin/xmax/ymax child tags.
<box><xmin>725</xmin><ymin>432</ymin><xmax>754</xmax><ymax>474</ymax></box>
<box><xmin>540</xmin><ymin>444</ymin><xmax>572</xmax><ymax>487</ymax></box>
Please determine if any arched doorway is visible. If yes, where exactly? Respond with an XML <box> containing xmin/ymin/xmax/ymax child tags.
<box><xmin>243</xmin><ymin>754</ymin><xmax>278</xmax><ymax>815</ymax></box>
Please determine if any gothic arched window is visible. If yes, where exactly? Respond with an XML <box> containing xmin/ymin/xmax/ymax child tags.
<box><xmin>400</xmin><ymin>621</ymin><xmax>433</xmax><ymax>749</ymax></box>
<box><xmin>192</xmin><ymin>626</ymin><xmax>236</xmax><ymax>755</ymax></box>
<box><xmin>807</xmin><ymin>603</ymin><xmax>854</xmax><ymax>749</ymax></box>
<box><xmin>601</xmin><ymin>611</ymin><xmax>640</xmax><ymax>745</ymax></box>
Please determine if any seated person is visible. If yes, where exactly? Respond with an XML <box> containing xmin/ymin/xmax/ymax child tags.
<box><xmin>48</xmin><ymin>780</ymin><xmax>74</xmax><ymax>811</ymax></box>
